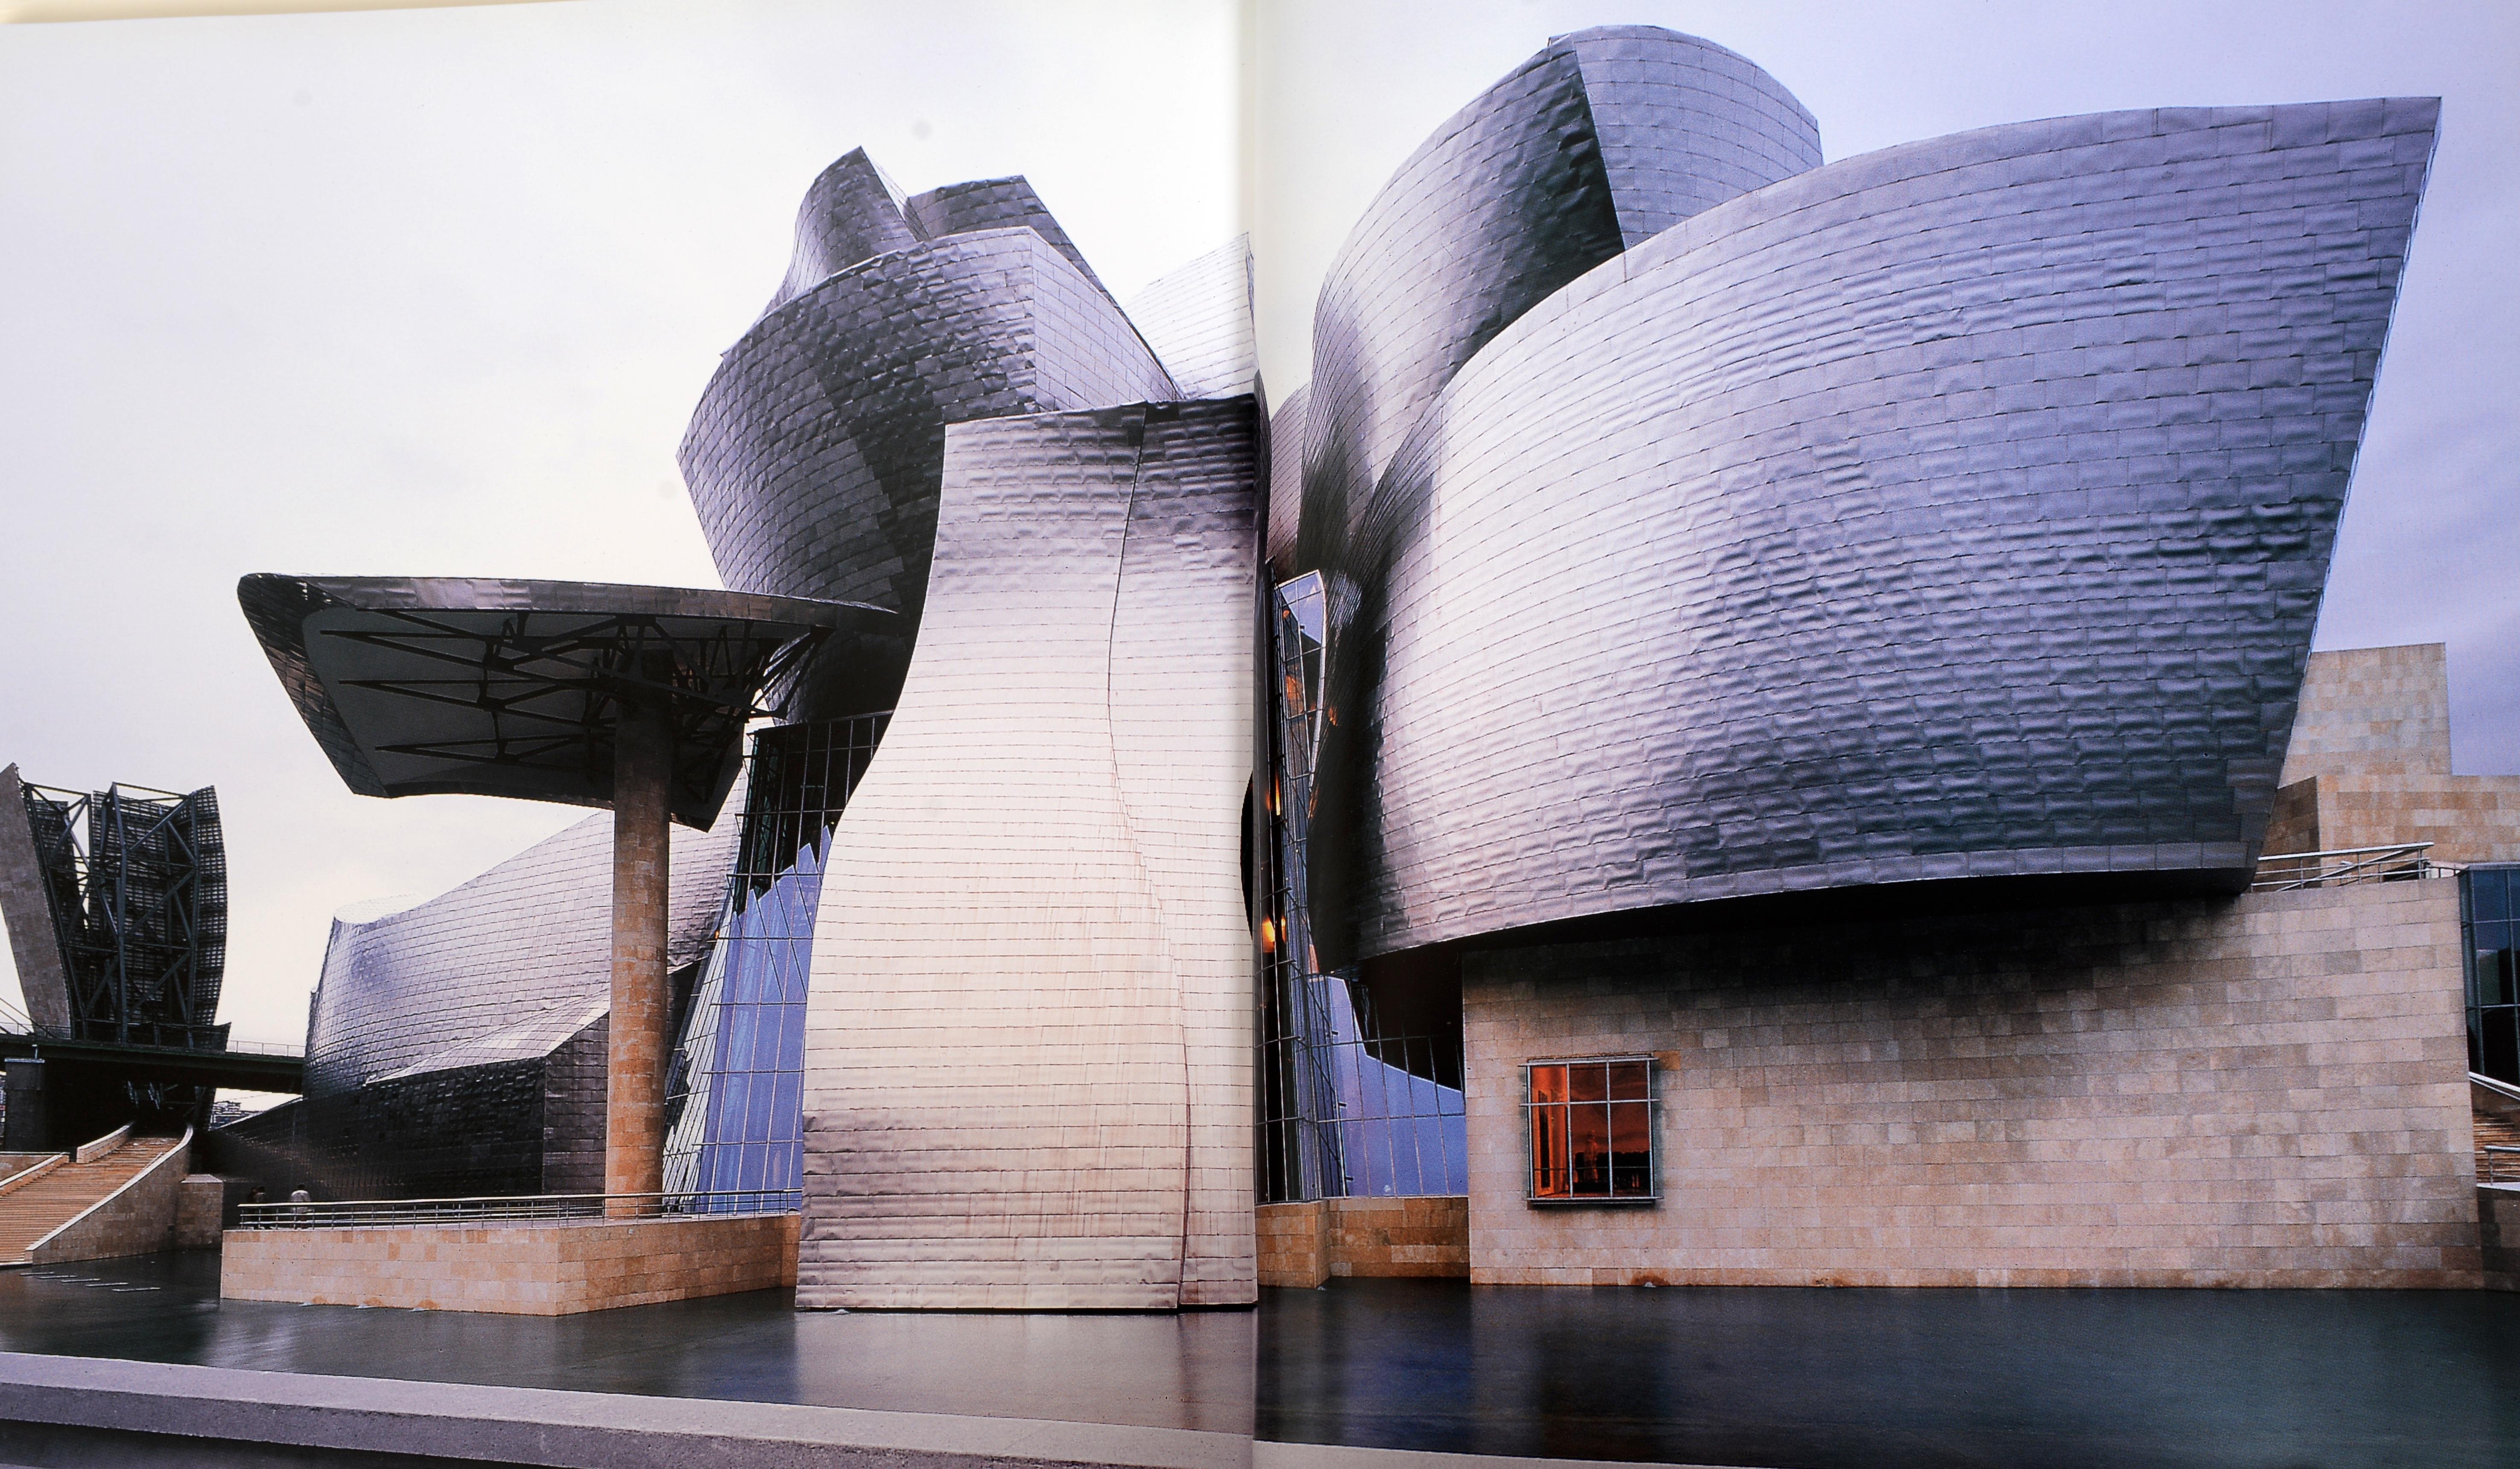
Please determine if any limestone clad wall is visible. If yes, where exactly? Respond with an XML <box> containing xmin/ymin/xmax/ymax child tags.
<box><xmin>1256</xmin><ymin>1202</ymin><xmax>1328</xmax><ymax>1288</ymax></box>
<box><xmin>1256</xmin><ymin>1197</ymin><xmax>1470</xmax><ymax>1287</ymax></box>
<box><xmin>173</xmin><ymin>1174</ymin><xmax>222</xmax><ymax>1250</ymax></box>
<box><xmin>2268</xmin><ymin>644</ymin><xmax>2520</xmax><ymax>862</ymax></box>
<box><xmin>220</xmin><ymin>1213</ymin><xmax>799</xmax><ymax>1315</ymax></box>
<box><xmin>1463</xmin><ymin>882</ymin><xmax>2489</xmax><ymax>1288</ymax></box>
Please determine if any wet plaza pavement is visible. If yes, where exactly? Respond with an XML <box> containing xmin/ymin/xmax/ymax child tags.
<box><xmin>1</xmin><ymin>1254</ymin><xmax>2515</xmax><ymax>1468</ymax></box>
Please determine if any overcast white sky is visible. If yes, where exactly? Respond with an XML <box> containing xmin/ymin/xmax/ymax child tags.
<box><xmin>1</xmin><ymin>0</ymin><xmax>2512</xmax><ymax>1050</ymax></box>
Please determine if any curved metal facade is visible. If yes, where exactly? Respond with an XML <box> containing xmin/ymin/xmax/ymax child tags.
<box><xmin>303</xmin><ymin>801</ymin><xmax>739</xmax><ymax>1099</ymax></box>
<box><xmin>1319</xmin><ymin>99</ymin><xmax>2437</xmax><ymax>960</ymax></box>
<box><xmin>681</xmin><ymin>173</ymin><xmax>1175</xmax><ymax>721</ymax></box>
<box><xmin>1294</xmin><ymin>26</ymin><xmax>1819</xmax><ymax>575</ymax></box>
<box><xmin>797</xmin><ymin>398</ymin><xmax>1259</xmax><ymax>1309</ymax></box>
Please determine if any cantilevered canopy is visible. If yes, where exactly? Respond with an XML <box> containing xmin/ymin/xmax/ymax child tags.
<box><xmin>239</xmin><ymin>575</ymin><xmax>890</xmax><ymax>829</ymax></box>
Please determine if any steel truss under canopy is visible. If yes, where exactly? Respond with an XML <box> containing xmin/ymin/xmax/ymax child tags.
<box><xmin>239</xmin><ymin>575</ymin><xmax>893</xmax><ymax>830</ymax></box>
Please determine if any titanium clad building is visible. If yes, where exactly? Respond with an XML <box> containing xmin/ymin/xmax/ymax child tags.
<box><xmin>1260</xmin><ymin>29</ymin><xmax>2485</xmax><ymax>1290</ymax></box>
<box><xmin>255</xmin><ymin>24</ymin><xmax>2507</xmax><ymax>1302</ymax></box>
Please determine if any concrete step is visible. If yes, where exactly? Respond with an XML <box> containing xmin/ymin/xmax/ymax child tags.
<box><xmin>0</xmin><ymin>1139</ymin><xmax>183</xmax><ymax>1265</ymax></box>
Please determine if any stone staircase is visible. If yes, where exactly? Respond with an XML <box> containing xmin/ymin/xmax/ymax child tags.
<box><xmin>0</xmin><ymin>1136</ymin><xmax>185</xmax><ymax>1266</ymax></box>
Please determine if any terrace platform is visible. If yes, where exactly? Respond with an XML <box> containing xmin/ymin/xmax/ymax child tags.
<box><xmin>0</xmin><ymin>1256</ymin><xmax>2514</xmax><ymax>1467</ymax></box>
<box><xmin>220</xmin><ymin>1211</ymin><xmax>799</xmax><ymax>1315</ymax></box>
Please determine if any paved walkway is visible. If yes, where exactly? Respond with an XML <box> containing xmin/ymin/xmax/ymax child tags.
<box><xmin>2</xmin><ymin>1256</ymin><xmax>2516</xmax><ymax>1468</ymax></box>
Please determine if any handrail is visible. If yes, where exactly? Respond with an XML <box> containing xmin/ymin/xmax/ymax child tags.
<box><xmin>2</xmin><ymin>1028</ymin><xmax>302</xmax><ymax>1060</ymax></box>
<box><xmin>233</xmin><ymin>1188</ymin><xmax>801</xmax><ymax>1230</ymax></box>
<box><xmin>2485</xmin><ymin>1144</ymin><xmax>2520</xmax><ymax>1186</ymax></box>
<box><xmin>2251</xmin><ymin>842</ymin><xmax>2439</xmax><ymax>891</ymax></box>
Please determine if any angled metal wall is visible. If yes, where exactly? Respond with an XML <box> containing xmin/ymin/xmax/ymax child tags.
<box><xmin>1320</xmin><ymin>100</ymin><xmax>2436</xmax><ymax>960</ymax></box>
<box><xmin>1124</xmin><ymin>236</ymin><xmax>1259</xmax><ymax>403</ymax></box>
<box><xmin>797</xmin><ymin>398</ymin><xmax>1258</xmax><ymax>1309</ymax></box>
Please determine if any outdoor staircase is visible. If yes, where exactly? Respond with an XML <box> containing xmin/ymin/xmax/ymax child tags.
<box><xmin>0</xmin><ymin>1136</ymin><xmax>184</xmax><ymax>1266</ymax></box>
<box><xmin>2477</xmin><ymin>1106</ymin><xmax>2520</xmax><ymax>1185</ymax></box>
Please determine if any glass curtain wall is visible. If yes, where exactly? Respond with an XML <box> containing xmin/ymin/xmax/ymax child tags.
<box><xmin>662</xmin><ymin>714</ymin><xmax>886</xmax><ymax>1209</ymax></box>
<box><xmin>1258</xmin><ymin>573</ymin><xmax>1466</xmax><ymax>1202</ymax></box>
<box><xmin>2464</xmin><ymin>864</ymin><xmax>2520</xmax><ymax>1084</ymax></box>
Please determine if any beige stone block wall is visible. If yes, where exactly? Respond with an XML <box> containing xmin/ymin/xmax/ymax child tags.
<box><xmin>1257</xmin><ymin>1201</ymin><xmax>1327</xmax><ymax>1287</ymax></box>
<box><xmin>220</xmin><ymin>1212</ymin><xmax>799</xmax><ymax>1315</ymax></box>
<box><xmin>2281</xmin><ymin>643</ymin><xmax>2454</xmax><ymax>783</ymax></box>
<box><xmin>2274</xmin><ymin>773</ymin><xmax>2520</xmax><ymax>864</ymax></box>
<box><xmin>1464</xmin><ymin>882</ymin><xmax>2490</xmax><ymax>1288</ymax></box>
<box><xmin>173</xmin><ymin>1174</ymin><xmax>222</xmax><ymax>1250</ymax></box>
<box><xmin>30</xmin><ymin>1136</ymin><xmax>187</xmax><ymax>1266</ymax></box>
<box><xmin>1324</xmin><ymin>1197</ymin><xmax>1468</xmax><ymax>1278</ymax></box>
<box><xmin>2269</xmin><ymin>643</ymin><xmax>2520</xmax><ymax>863</ymax></box>
<box><xmin>1256</xmin><ymin>1197</ymin><xmax>1469</xmax><ymax>1285</ymax></box>
<box><xmin>2478</xmin><ymin>1186</ymin><xmax>2520</xmax><ymax>1282</ymax></box>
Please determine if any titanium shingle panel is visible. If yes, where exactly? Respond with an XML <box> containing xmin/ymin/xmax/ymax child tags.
<box><xmin>1294</xmin><ymin>27</ymin><xmax>1820</xmax><ymax>578</ymax></box>
<box><xmin>301</xmin><ymin>788</ymin><xmax>742</xmax><ymax>1100</ymax></box>
<box><xmin>680</xmin><ymin>226</ymin><xmax>1176</xmax><ymax>720</ymax></box>
<box><xmin>796</xmin><ymin>399</ymin><xmax>1257</xmax><ymax>1309</ymax></box>
<box><xmin>1319</xmin><ymin>99</ymin><xmax>2436</xmax><ymax>962</ymax></box>
<box><xmin>1264</xmin><ymin>385</ymin><xmax>1308</xmax><ymax>581</ymax></box>
<box><xmin>904</xmin><ymin>175</ymin><xmax>1115</xmax><ymax>301</ymax></box>
<box><xmin>1124</xmin><ymin>236</ymin><xmax>1259</xmax><ymax>402</ymax></box>
<box><xmin>766</xmin><ymin>149</ymin><xmax>920</xmax><ymax>314</ymax></box>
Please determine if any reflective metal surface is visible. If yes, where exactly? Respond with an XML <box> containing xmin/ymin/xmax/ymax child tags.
<box><xmin>1124</xmin><ymin>236</ymin><xmax>1259</xmax><ymax>402</ymax></box>
<box><xmin>298</xmin><ymin>804</ymin><xmax>738</xmax><ymax>1101</ymax></box>
<box><xmin>1311</xmin><ymin>98</ymin><xmax>2436</xmax><ymax>960</ymax></box>
<box><xmin>798</xmin><ymin>399</ymin><xmax>1259</xmax><ymax>1309</ymax></box>
<box><xmin>681</xmin><ymin>163</ymin><xmax>1176</xmax><ymax>721</ymax></box>
<box><xmin>1294</xmin><ymin>27</ymin><xmax>1819</xmax><ymax>578</ymax></box>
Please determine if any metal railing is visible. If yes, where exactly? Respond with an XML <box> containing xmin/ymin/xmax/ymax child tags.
<box><xmin>2486</xmin><ymin>1146</ymin><xmax>2520</xmax><ymax>1186</ymax></box>
<box><xmin>234</xmin><ymin>1188</ymin><xmax>800</xmax><ymax>1230</ymax></box>
<box><xmin>0</xmin><ymin>1025</ymin><xmax>302</xmax><ymax>1060</ymax></box>
<box><xmin>2251</xmin><ymin>843</ymin><xmax>2441</xmax><ymax>891</ymax></box>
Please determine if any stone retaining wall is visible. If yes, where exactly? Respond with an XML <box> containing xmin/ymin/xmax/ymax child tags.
<box><xmin>1256</xmin><ymin>1197</ymin><xmax>1468</xmax><ymax>1287</ymax></box>
<box><xmin>221</xmin><ymin>1212</ymin><xmax>799</xmax><ymax>1315</ymax></box>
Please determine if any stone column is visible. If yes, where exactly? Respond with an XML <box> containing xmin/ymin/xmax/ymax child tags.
<box><xmin>605</xmin><ymin>700</ymin><xmax>674</xmax><ymax>1210</ymax></box>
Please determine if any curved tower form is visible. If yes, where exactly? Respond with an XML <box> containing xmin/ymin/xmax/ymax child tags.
<box><xmin>1293</xmin><ymin>26</ymin><xmax>1820</xmax><ymax>577</ymax></box>
<box><xmin>797</xmin><ymin>400</ymin><xmax>1259</xmax><ymax>1308</ymax></box>
<box><xmin>1321</xmin><ymin>99</ymin><xmax>2438</xmax><ymax>959</ymax></box>
<box><xmin>681</xmin><ymin>166</ymin><xmax>1174</xmax><ymax>719</ymax></box>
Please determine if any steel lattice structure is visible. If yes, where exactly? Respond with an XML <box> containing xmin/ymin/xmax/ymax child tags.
<box><xmin>17</xmin><ymin>780</ymin><xmax>229</xmax><ymax>1050</ymax></box>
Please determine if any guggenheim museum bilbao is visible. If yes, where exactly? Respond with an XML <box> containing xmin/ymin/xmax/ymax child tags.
<box><xmin>229</xmin><ymin>26</ymin><xmax>2514</xmax><ymax>1306</ymax></box>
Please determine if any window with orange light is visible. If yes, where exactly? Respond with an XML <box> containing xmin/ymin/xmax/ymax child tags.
<box><xmin>1525</xmin><ymin>1057</ymin><xmax>1654</xmax><ymax>1201</ymax></box>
